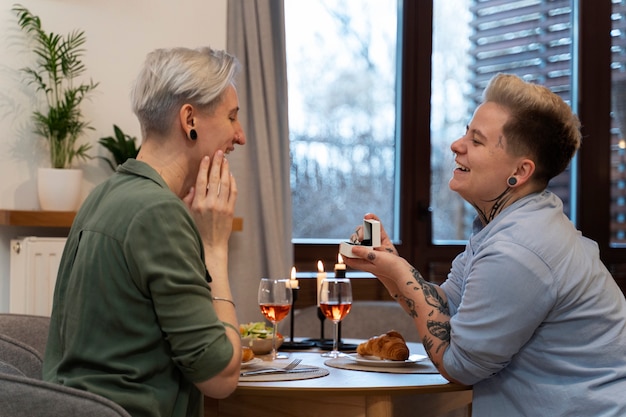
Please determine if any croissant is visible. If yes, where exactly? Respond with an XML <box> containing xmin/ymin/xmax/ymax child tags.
<box><xmin>357</xmin><ymin>330</ymin><xmax>410</xmax><ymax>361</ymax></box>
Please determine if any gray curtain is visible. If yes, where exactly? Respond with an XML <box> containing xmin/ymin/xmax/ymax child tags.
<box><xmin>226</xmin><ymin>0</ymin><xmax>293</xmax><ymax>322</ymax></box>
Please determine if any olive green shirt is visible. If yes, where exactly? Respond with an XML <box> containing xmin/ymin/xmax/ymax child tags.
<box><xmin>43</xmin><ymin>159</ymin><xmax>233</xmax><ymax>417</ymax></box>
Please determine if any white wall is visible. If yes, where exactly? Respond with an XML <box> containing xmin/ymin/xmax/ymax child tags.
<box><xmin>0</xmin><ymin>0</ymin><xmax>234</xmax><ymax>312</ymax></box>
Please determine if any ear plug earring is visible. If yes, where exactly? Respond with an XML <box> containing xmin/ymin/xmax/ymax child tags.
<box><xmin>507</xmin><ymin>177</ymin><xmax>517</xmax><ymax>186</ymax></box>
<box><xmin>189</xmin><ymin>129</ymin><xmax>197</xmax><ymax>140</ymax></box>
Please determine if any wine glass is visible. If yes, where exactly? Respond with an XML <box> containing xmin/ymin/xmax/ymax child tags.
<box><xmin>258</xmin><ymin>278</ymin><xmax>293</xmax><ymax>360</ymax></box>
<box><xmin>318</xmin><ymin>278</ymin><xmax>352</xmax><ymax>358</ymax></box>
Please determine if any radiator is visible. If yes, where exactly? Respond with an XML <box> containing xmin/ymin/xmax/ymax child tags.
<box><xmin>10</xmin><ymin>236</ymin><xmax>67</xmax><ymax>316</ymax></box>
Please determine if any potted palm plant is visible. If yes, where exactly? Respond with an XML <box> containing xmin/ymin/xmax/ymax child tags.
<box><xmin>13</xmin><ymin>4</ymin><xmax>99</xmax><ymax>211</ymax></box>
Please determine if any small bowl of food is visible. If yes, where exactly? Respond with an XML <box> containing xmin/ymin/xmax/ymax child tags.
<box><xmin>241</xmin><ymin>346</ymin><xmax>255</xmax><ymax>363</ymax></box>
<box><xmin>241</xmin><ymin>336</ymin><xmax>284</xmax><ymax>355</ymax></box>
<box><xmin>240</xmin><ymin>322</ymin><xmax>284</xmax><ymax>355</ymax></box>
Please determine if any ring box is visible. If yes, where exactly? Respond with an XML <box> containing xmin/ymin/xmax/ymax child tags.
<box><xmin>339</xmin><ymin>219</ymin><xmax>381</xmax><ymax>258</ymax></box>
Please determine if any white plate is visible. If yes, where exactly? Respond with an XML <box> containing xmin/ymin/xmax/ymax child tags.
<box><xmin>347</xmin><ymin>353</ymin><xmax>428</xmax><ymax>367</ymax></box>
<box><xmin>240</xmin><ymin>357</ymin><xmax>263</xmax><ymax>368</ymax></box>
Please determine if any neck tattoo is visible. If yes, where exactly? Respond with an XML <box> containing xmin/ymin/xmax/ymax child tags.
<box><xmin>473</xmin><ymin>187</ymin><xmax>514</xmax><ymax>225</ymax></box>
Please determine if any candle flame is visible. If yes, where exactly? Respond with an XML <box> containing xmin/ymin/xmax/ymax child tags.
<box><xmin>317</xmin><ymin>260</ymin><xmax>324</xmax><ymax>272</ymax></box>
<box><xmin>291</xmin><ymin>266</ymin><xmax>296</xmax><ymax>280</ymax></box>
<box><xmin>337</xmin><ymin>253</ymin><xmax>344</xmax><ymax>264</ymax></box>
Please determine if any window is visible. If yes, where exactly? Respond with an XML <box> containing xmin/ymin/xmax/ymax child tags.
<box><xmin>285</xmin><ymin>0</ymin><xmax>400</xmax><ymax>243</ymax></box>
<box><xmin>287</xmin><ymin>0</ymin><xmax>575</xmax><ymax>248</ymax></box>
<box><xmin>288</xmin><ymin>0</ymin><xmax>626</xmax><ymax>293</ymax></box>
<box><xmin>611</xmin><ymin>0</ymin><xmax>626</xmax><ymax>247</ymax></box>
<box><xmin>431</xmin><ymin>0</ymin><xmax>576</xmax><ymax>243</ymax></box>
<box><xmin>430</xmin><ymin>0</ymin><xmax>473</xmax><ymax>243</ymax></box>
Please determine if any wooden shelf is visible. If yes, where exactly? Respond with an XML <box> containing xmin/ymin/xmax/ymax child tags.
<box><xmin>232</xmin><ymin>217</ymin><xmax>243</xmax><ymax>232</ymax></box>
<box><xmin>0</xmin><ymin>210</ymin><xmax>243</xmax><ymax>231</ymax></box>
<box><xmin>0</xmin><ymin>210</ymin><xmax>75</xmax><ymax>227</ymax></box>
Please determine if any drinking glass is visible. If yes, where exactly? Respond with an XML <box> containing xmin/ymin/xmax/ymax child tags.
<box><xmin>258</xmin><ymin>278</ymin><xmax>293</xmax><ymax>360</ymax></box>
<box><xmin>319</xmin><ymin>278</ymin><xmax>352</xmax><ymax>358</ymax></box>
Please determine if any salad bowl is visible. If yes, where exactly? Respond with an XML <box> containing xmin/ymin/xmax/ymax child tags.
<box><xmin>240</xmin><ymin>322</ymin><xmax>284</xmax><ymax>355</ymax></box>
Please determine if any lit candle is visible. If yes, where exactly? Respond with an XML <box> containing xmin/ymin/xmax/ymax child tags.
<box><xmin>316</xmin><ymin>260</ymin><xmax>326</xmax><ymax>306</ymax></box>
<box><xmin>334</xmin><ymin>253</ymin><xmax>346</xmax><ymax>278</ymax></box>
<box><xmin>287</xmin><ymin>266</ymin><xmax>299</xmax><ymax>289</ymax></box>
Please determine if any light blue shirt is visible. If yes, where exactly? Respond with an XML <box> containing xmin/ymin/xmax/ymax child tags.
<box><xmin>441</xmin><ymin>191</ymin><xmax>626</xmax><ymax>417</ymax></box>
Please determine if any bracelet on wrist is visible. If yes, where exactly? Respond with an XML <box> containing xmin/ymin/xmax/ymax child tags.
<box><xmin>222</xmin><ymin>321</ymin><xmax>239</xmax><ymax>333</ymax></box>
<box><xmin>212</xmin><ymin>296</ymin><xmax>236</xmax><ymax>308</ymax></box>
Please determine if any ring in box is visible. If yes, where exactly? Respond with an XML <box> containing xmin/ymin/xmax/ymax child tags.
<box><xmin>339</xmin><ymin>219</ymin><xmax>381</xmax><ymax>258</ymax></box>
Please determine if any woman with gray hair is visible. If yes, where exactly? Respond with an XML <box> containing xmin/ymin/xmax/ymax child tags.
<box><xmin>44</xmin><ymin>47</ymin><xmax>246</xmax><ymax>417</ymax></box>
<box><xmin>345</xmin><ymin>73</ymin><xmax>626</xmax><ymax>416</ymax></box>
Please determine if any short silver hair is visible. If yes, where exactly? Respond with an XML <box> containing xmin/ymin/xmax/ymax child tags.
<box><xmin>131</xmin><ymin>47</ymin><xmax>240</xmax><ymax>137</ymax></box>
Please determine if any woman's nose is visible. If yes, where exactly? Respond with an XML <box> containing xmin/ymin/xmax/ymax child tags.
<box><xmin>236</xmin><ymin>129</ymin><xmax>246</xmax><ymax>145</ymax></box>
<box><xmin>450</xmin><ymin>136</ymin><xmax>464</xmax><ymax>153</ymax></box>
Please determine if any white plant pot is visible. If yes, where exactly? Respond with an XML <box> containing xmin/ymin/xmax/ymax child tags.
<box><xmin>37</xmin><ymin>167</ymin><xmax>83</xmax><ymax>211</ymax></box>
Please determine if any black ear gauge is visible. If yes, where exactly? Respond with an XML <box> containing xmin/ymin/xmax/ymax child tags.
<box><xmin>189</xmin><ymin>129</ymin><xmax>198</xmax><ymax>141</ymax></box>
<box><xmin>507</xmin><ymin>177</ymin><xmax>517</xmax><ymax>186</ymax></box>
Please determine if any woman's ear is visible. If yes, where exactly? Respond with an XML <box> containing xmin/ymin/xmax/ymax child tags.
<box><xmin>180</xmin><ymin>104</ymin><xmax>196</xmax><ymax>127</ymax></box>
<box><xmin>514</xmin><ymin>158</ymin><xmax>536</xmax><ymax>185</ymax></box>
<box><xmin>179</xmin><ymin>104</ymin><xmax>196</xmax><ymax>140</ymax></box>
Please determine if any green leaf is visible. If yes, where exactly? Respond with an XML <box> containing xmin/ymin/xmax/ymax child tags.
<box><xmin>98</xmin><ymin>124</ymin><xmax>140</xmax><ymax>171</ymax></box>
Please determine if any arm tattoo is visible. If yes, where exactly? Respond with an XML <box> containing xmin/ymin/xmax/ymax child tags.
<box><xmin>427</xmin><ymin>320</ymin><xmax>451</xmax><ymax>353</ymax></box>
<box><xmin>403</xmin><ymin>267</ymin><xmax>451</xmax><ymax>358</ymax></box>
<box><xmin>422</xmin><ymin>335</ymin><xmax>434</xmax><ymax>352</ymax></box>
<box><xmin>410</xmin><ymin>267</ymin><xmax>449</xmax><ymax>315</ymax></box>
<box><xmin>392</xmin><ymin>265</ymin><xmax>452</xmax><ymax>359</ymax></box>
<box><xmin>422</xmin><ymin>335</ymin><xmax>441</xmax><ymax>367</ymax></box>
<box><xmin>399</xmin><ymin>295</ymin><xmax>418</xmax><ymax>318</ymax></box>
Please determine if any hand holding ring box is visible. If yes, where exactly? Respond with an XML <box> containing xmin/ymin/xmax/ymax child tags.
<box><xmin>339</xmin><ymin>219</ymin><xmax>382</xmax><ymax>258</ymax></box>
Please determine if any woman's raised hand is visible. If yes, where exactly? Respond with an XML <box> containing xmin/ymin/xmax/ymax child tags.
<box><xmin>183</xmin><ymin>151</ymin><xmax>238</xmax><ymax>250</ymax></box>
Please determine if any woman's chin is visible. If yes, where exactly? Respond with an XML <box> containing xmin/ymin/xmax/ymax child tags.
<box><xmin>448</xmin><ymin>180</ymin><xmax>470</xmax><ymax>201</ymax></box>
<box><xmin>448</xmin><ymin>177</ymin><xmax>461</xmax><ymax>192</ymax></box>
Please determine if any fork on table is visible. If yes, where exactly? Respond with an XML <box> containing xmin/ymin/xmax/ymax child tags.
<box><xmin>240</xmin><ymin>358</ymin><xmax>316</xmax><ymax>376</ymax></box>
